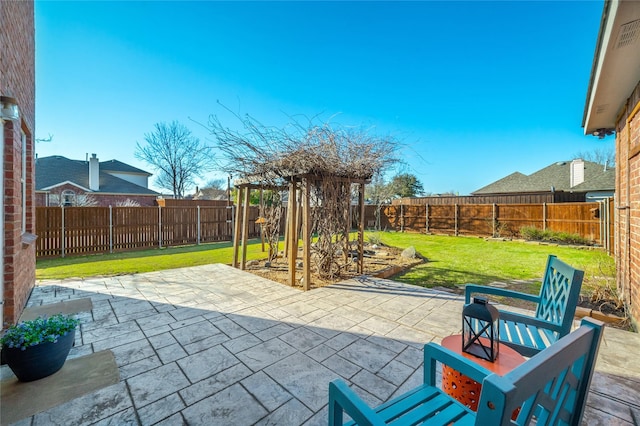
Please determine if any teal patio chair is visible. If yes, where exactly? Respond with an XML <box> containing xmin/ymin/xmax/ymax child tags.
<box><xmin>328</xmin><ymin>317</ymin><xmax>604</xmax><ymax>426</ymax></box>
<box><xmin>465</xmin><ymin>254</ymin><xmax>584</xmax><ymax>357</ymax></box>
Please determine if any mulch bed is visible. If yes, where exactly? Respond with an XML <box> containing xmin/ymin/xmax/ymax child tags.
<box><xmin>245</xmin><ymin>244</ymin><xmax>422</xmax><ymax>289</ymax></box>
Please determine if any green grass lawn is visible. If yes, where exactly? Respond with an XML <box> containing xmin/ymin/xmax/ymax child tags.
<box><xmin>36</xmin><ymin>239</ymin><xmax>268</xmax><ymax>280</ymax></box>
<box><xmin>371</xmin><ymin>232</ymin><xmax>614</xmax><ymax>295</ymax></box>
<box><xmin>37</xmin><ymin>232</ymin><xmax>615</xmax><ymax>299</ymax></box>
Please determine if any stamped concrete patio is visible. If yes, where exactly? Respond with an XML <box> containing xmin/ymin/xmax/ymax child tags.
<box><xmin>2</xmin><ymin>263</ymin><xmax>639</xmax><ymax>425</ymax></box>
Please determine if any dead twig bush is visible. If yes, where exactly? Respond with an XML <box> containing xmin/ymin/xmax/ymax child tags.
<box><xmin>208</xmin><ymin>110</ymin><xmax>400</xmax><ymax>278</ymax></box>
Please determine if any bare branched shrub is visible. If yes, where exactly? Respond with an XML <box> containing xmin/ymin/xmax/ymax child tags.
<box><xmin>309</xmin><ymin>179</ymin><xmax>354</xmax><ymax>279</ymax></box>
<box><xmin>209</xmin><ymin>112</ymin><xmax>399</xmax><ymax>278</ymax></box>
<box><xmin>208</xmin><ymin>113</ymin><xmax>398</xmax><ymax>183</ymax></box>
<box><xmin>75</xmin><ymin>194</ymin><xmax>99</xmax><ymax>207</ymax></box>
<box><xmin>116</xmin><ymin>199</ymin><xmax>141</xmax><ymax>207</ymax></box>
<box><xmin>259</xmin><ymin>190</ymin><xmax>283</xmax><ymax>262</ymax></box>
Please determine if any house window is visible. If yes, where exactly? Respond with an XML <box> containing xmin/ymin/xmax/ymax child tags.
<box><xmin>21</xmin><ymin>130</ymin><xmax>26</xmax><ymax>233</ymax></box>
<box><xmin>62</xmin><ymin>190</ymin><xmax>75</xmax><ymax>207</ymax></box>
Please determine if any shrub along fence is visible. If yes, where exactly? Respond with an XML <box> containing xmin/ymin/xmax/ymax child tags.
<box><xmin>35</xmin><ymin>206</ymin><xmax>260</xmax><ymax>258</ymax></box>
<box><xmin>362</xmin><ymin>199</ymin><xmax>614</xmax><ymax>253</ymax></box>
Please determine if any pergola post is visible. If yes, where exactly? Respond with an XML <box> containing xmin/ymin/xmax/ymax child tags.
<box><xmin>232</xmin><ymin>185</ymin><xmax>243</xmax><ymax>268</ymax></box>
<box><xmin>284</xmin><ymin>187</ymin><xmax>290</xmax><ymax>259</ymax></box>
<box><xmin>302</xmin><ymin>178</ymin><xmax>311</xmax><ymax>291</ymax></box>
<box><xmin>241</xmin><ymin>186</ymin><xmax>251</xmax><ymax>270</ymax></box>
<box><xmin>288</xmin><ymin>181</ymin><xmax>298</xmax><ymax>286</ymax></box>
<box><xmin>344</xmin><ymin>182</ymin><xmax>350</xmax><ymax>266</ymax></box>
<box><xmin>259</xmin><ymin>188</ymin><xmax>265</xmax><ymax>252</ymax></box>
<box><xmin>358</xmin><ymin>182</ymin><xmax>365</xmax><ymax>274</ymax></box>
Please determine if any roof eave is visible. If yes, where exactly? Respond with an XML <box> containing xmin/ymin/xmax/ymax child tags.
<box><xmin>583</xmin><ymin>0</ymin><xmax>640</xmax><ymax>135</ymax></box>
<box><xmin>39</xmin><ymin>181</ymin><xmax>91</xmax><ymax>192</ymax></box>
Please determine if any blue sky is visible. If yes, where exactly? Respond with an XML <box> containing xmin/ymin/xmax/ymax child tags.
<box><xmin>35</xmin><ymin>1</ymin><xmax>612</xmax><ymax>195</ymax></box>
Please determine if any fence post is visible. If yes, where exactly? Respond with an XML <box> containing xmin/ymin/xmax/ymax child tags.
<box><xmin>229</xmin><ymin>205</ymin><xmax>235</xmax><ymax>240</ymax></box>
<box><xmin>543</xmin><ymin>202</ymin><xmax>547</xmax><ymax>231</ymax></box>
<box><xmin>400</xmin><ymin>204</ymin><xmax>404</xmax><ymax>232</ymax></box>
<box><xmin>61</xmin><ymin>205</ymin><xmax>65</xmax><ymax>258</ymax></box>
<box><xmin>158</xmin><ymin>205</ymin><xmax>162</xmax><ymax>248</ymax></box>
<box><xmin>454</xmin><ymin>204</ymin><xmax>459</xmax><ymax>236</ymax></box>
<box><xmin>109</xmin><ymin>205</ymin><xmax>113</xmax><ymax>253</ymax></box>
<box><xmin>607</xmin><ymin>197</ymin><xmax>612</xmax><ymax>253</ymax></box>
<box><xmin>597</xmin><ymin>200</ymin><xmax>602</xmax><ymax>248</ymax></box>
<box><xmin>425</xmin><ymin>204</ymin><xmax>429</xmax><ymax>234</ymax></box>
<box><xmin>492</xmin><ymin>203</ymin><xmax>496</xmax><ymax>237</ymax></box>
<box><xmin>197</xmin><ymin>205</ymin><xmax>201</xmax><ymax>245</ymax></box>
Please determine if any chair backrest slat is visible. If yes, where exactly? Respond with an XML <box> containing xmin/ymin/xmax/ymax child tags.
<box><xmin>475</xmin><ymin>318</ymin><xmax>604</xmax><ymax>426</ymax></box>
<box><xmin>535</xmin><ymin>255</ymin><xmax>584</xmax><ymax>336</ymax></box>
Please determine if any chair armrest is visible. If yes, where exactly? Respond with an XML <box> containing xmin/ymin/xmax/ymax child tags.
<box><xmin>329</xmin><ymin>379</ymin><xmax>385</xmax><ymax>426</ymax></box>
<box><xmin>423</xmin><ymin>342</ymin><xmax>492</xmax><ymax>386</ymax></box>
<box><xmin>500</xmin><ymin>310</ymin><xmax>563</xmax><ymax>333</ymax></box>
<box><xmin>465</xmin><ymin>284</ymin><xmax>540</xmax><ymax>304</ymax></box>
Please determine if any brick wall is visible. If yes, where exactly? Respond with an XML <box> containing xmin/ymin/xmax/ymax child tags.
<box><xmin>1</xmin><ymin>1</ymin><xmax>36</xmax><ymax>325</ymax></box>
<box><xmin>615</xmin><ymin>80</ymin><xmax>640</xmax><ymax>329</ymax></box>
<box><xmin>92</xmin><ymin>194</ymin><xmax>157</xmax><ymax>207</ymax></box>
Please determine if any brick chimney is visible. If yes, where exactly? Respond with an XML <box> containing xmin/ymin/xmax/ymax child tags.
<box><xmin>570</xmin><ymin>159</ymin><xmax>585</xmax><ymax>187</ymax></box>
<box><xmin>89</xmin><ymin>153</ymin><xmax>99</xmax><ymax>191</ymax></box>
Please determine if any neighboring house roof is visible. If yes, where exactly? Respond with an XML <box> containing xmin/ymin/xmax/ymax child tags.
<box><xmin>583</xmin><ymin>1</ymin><xmax>640</xmax><ymax>135</ymax></box>
<box><xmin>99</xmin><ymin>159</ymin><xmax>151</xmax><ymax>175</ymax></box>
<box><xmin>473</xmin><ymin>160</ymin><xmax>615</xmax><ymax>195</ymax></box>
<box><xmin>474</xmin><ymin>172</ymin><xmax>529</xmax><ymax>194</ymax></box>
<box><xmin>36</xmin><ymin>155</ymin><xmax>159</xmax><ymax>195</ymax></box>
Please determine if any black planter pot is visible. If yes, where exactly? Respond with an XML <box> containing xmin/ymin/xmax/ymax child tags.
<box><xmin>1</xmin><ymin>329</ymin><xmax>76</xmax><ymax>382</ymax></box>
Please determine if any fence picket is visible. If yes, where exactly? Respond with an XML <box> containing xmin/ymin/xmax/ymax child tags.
<box><xmin>36</xmin><ymin>205</ymin><xmax>261</xmax><ymax>258</ymax></box>
<box><xmin>362</xmin><ymin>202</ymin><xmax>612</xmax><ymax>249</ymax></box>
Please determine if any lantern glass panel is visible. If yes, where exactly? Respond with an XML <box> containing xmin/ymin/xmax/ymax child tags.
<box><xmin>462</xmin><ymin>297</ymin><xmax>499</xmax><ymax>362</ymax></box>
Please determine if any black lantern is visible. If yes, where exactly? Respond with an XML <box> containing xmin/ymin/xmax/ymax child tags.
<box><xmin>462</xmin><ymin>297</ymin><xmax>499</xmax><ymax>362</ymax></box>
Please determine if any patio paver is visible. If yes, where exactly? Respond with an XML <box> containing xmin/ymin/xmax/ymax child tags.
<box><xmin>1</xmin><ymin>263</ymin><xmax>639</xmax><ymax>425</ymax></box>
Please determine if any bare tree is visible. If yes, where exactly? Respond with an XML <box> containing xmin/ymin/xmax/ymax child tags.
<box><xmin>195</xmin><ymin>179</ymin><xmax>228</xmax><ymax>200</ymax></box>
<box><xmin>365</xmin><ymin>171</ymin><xmax>396</xmax><ymax>230</ymax></box>
<box><xmin>135</xmin><ymin>121</ymin><xmax>214</xmax><ymax>198</ymax></box>
<box><xmin>203</xmin><ymin>179</ymin><xmax>226</xmax><ymax>190</ymax></box>
<box><xmin>574</xmin><ymin>146</ymin><xmax>615</xmax><ymax>168</ymax></box>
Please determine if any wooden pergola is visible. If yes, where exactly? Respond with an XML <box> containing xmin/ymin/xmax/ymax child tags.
<box><xmin>231</xmin><ymin>174</ymin><xmax>368</xmax><ymax>291</ymax></box>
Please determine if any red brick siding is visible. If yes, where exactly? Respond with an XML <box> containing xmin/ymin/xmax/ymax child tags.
<box><xmin>615</xmin><ymin>80</ymin><xmax>640</xmax><ymax>329</ymax></box>
<box><xmin>1</xmin><ymin>1</ymin><xmax>36</xmax><ymax>325</ymax></box>
<box><xmin>35</xmin><ymin>191</ymin><xmax>47</xmax><ymax>206</ymax></box>
<box><xmin>91</xmin><ymin>194</ymin><xmax>157</xmax><ymax>207</ymax></box>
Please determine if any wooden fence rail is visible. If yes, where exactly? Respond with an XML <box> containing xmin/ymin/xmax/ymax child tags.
<box><xmin>36</xmin><ymin>206</ymin><xmax>261</xmax><ymax>258</ymax></box>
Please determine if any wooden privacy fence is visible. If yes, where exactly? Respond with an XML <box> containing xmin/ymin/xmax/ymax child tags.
<box><xmin>362</xmin><ymin>200</ymin><xmax>614</xmax><ymax>252</ymax></box>
<box><xmin>37</xmin><ymin>200</ymin><xmax>614</xmax><ymax>258</ymax></box>
<box><xmin>36</xmin><ymin>206</ymin><xmax>261</xmax><ymax>258</ymax></box>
